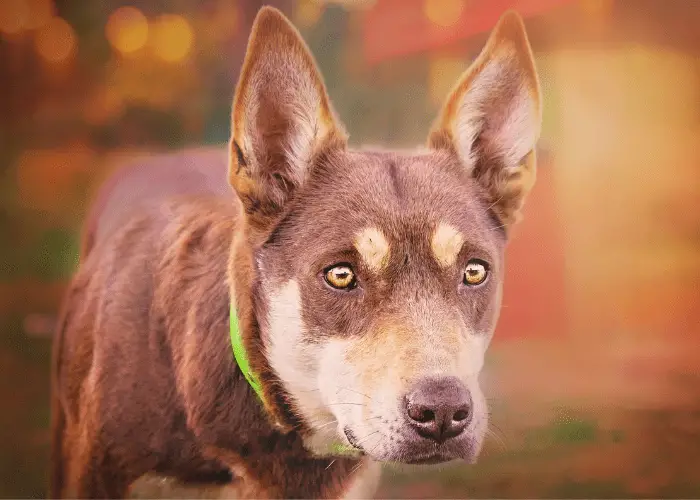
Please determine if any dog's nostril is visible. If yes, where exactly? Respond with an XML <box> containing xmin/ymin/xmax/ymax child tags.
<box><xmin>453</xmin><ymin>409</ymin><xmax>469</xmax><ymax>422</ymax></box>
<box><xmin>408</xmin><ymin>407</ymin><xmax>435</xmax><ymax>423</ymax></box>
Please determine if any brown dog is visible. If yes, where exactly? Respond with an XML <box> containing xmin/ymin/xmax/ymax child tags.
<box><xmin>50</xmin><ymin>6</ymin><xmax>541</xmax><ymax>498</ymax></box>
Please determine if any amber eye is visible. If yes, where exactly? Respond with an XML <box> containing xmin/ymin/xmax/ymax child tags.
<box><xmin>463</xmin><ymin>260</ymin><xmax>489</xmax><ymax>286</ymax></box>
<box><xmin>324</xmin><ymin>265</ymin><xmax>357</xmax><ymax>290</ymax></box>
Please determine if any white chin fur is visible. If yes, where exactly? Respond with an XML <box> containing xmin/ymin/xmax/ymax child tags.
<box><xmin>265</xmin><ymin>280</ymin><xmax>345</xmax><ymax>452</ymax></box>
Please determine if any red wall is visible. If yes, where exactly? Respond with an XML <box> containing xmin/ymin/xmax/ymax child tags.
<box><xmin>361</xmin><ymin>0</ymin><xmax>575</xmax><ymax>65</ymax></box>
<box><xmin>493</xmin><ymin>152</ymin><xmax>568</xmax><ymax>342</ymax></box>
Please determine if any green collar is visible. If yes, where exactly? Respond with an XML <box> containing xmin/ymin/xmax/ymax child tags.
<box><xmin>230</xmin><ymin>302</ymin><xmax>265</xmax><ymax>402</ymax></box>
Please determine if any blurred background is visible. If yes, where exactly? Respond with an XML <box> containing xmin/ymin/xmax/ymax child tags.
<box><xmin>1</xmin><ymin>0</ymin><xmax>699</xmax><ymax>497</ymax></box>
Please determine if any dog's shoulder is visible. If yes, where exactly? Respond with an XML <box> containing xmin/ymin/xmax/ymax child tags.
<box><xmin>78</xmin><ymin>195</ymin><xmax>238</xmax><ymax>331</ymax></box>
<box><xmin>60</xmin><ymin>193</ymin><xmax>247</xmax><ymax>425</ymax></box>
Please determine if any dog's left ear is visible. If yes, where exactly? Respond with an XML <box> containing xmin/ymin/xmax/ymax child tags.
<box><xmin>229</xmin><ymin>7</ymin><xmax>347</xmax><ymax>233</ymax></box>
<box><xmin>428</xmin><ymin>11</ymin><xmax>541</xmax><ymax>228</ymax></box>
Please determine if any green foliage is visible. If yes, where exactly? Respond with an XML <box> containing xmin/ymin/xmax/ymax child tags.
<box><xmin>29</xmin><ymin>228</ymin><xmax>80</xmax><ymax>281</ymax></box>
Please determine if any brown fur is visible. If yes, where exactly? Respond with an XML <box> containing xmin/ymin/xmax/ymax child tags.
<box><xmin>51</xmin><ymin>6</ymin><xmax>541</xmax><ymax>498</ymax></box>
<box><xmin>51</xmin><ymin>186</ymin><xmax>367</xmax><ymax>498</ymax></box>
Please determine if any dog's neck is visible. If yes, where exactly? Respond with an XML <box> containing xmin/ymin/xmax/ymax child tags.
<box><xmin>227</xmin><ymin>212</ymin><xmax>303</xmax><ymax>432</ymax></box>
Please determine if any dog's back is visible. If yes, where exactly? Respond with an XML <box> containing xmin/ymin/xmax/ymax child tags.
<box><xmin>80</xmin><ymin>148</ymin><xmax>233</xmax><ymax>258</ymax></box>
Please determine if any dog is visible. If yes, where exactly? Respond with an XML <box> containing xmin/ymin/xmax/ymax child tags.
<box><xmin>50</xmin><ymin>5</ymin><xmax>541</xmax><ymax>498</ymax></box>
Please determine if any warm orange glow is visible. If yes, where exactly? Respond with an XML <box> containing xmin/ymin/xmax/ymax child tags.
<box><xmin>424</xmin><ymin>0</ymin><xmax>464</xmax><ymax>28</ymax></box>
<box><xmin>16</xmin><ymin>145</ymin><xmax>96</xmax><ymax>211</ymax></box>
<box><xmin>579</xmin><ymin>0</ymin><xmax>613</xmax><ymax>18</ymax></box>
<box><xmin>25</xmin><ymin>0</ymin><xmax>54</xmax><ymax>30</ymax></box>
<box><xmin>0</xmin><ymin>0</ymin><xmax>29</xmax><ymax>35</ymax></box>
<box><xmin>150</xmin><ymin>14</ymin><xmax>193</xmax><ymax>63</ymax></box>
<box><xmin>428</xmin><ymin>56</ymin><xmax>465</xmax><ymax>105</ymax></box>
<box><xmin>84</xmin><ymin>86</ymin><xmax>124</xmax><ymax>125</ymax></box>
<box><xmin>35</xmin><ymin>17</ymin><xmax>76</xmax><ymax>64</ymax></box>
<box><xmin>294</xmin><ymin>0</ymin><xmax>324</xmax><ymax>27</ymax></box>
<box><xmin>209</xmin><ymin>1</ymin><xmax>240</xmax><ymax>41</ymax></box>
<box><xmin>106</xmin><ymin>6</ymin><xmax>148</xmax><ymax>55</ymax></box>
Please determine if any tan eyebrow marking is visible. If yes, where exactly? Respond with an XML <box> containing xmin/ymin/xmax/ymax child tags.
<box><xmin>431</xmin><ymin>223</ymin><xmax>464</xmax><ymax>267</ymax></box>
<box><xmin>354</xmin><ymin>227</ymin><xmax>390</xmax><ymax>272</ymax></box>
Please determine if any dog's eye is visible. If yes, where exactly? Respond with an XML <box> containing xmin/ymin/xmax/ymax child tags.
<box><xmin>324</xmin><ymin>265</ymin><xmax>356</xmax><ymax>290</ymax></box>
<box><xmin>463</xmin><ymin>260</ymin><xmax>489</xmax><ymax>286</ymax></box>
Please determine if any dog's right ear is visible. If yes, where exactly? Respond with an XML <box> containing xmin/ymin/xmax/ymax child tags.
<box><xmin>229</xmin><ymin>7</ymin><xmax>346</xmax><ymax>232</ymax></box>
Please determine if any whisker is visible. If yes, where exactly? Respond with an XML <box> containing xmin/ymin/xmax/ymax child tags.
<box><xmin>350</xmin><ymin>460</ymin><xmax>364</xmax><ymax>475</ymax></box>
<box><xmin>484</xmin><ymin>194</ymin><xmax>505</xmax><ymax>213</ymax></box>
<box><xmin>336</xmin><ymin>386</ymin><xmax>376</xmax><ymax>402</ymax></box>
<box><xmin>362</xmin><ymin>415</ymin><xmax>382</xmax><ymax>421</ymax></box>
<box><xmin>352</xmin><ymin>439</ymin><xmax>382</xmax><ymax>474</ymax></box>
<box><xmin>485</xmin><ymin>425</ymin><xmax>508</xmax><ymax>451</ymax></box>
<box><xmin>314</xmin><ymin>419</ymin><xmax>338</xmax><ymax>430</ymax></box>
<box><xmin>354</xmin><ymin>430</ymin><xmax>379</xmax><ymax>446</ymax></box>
<box><xmin>325</xmin><ymin>459</ymin><xmax>336</xmax><ymax>470</ymax></box>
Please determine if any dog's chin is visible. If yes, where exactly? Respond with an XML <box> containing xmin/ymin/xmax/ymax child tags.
<box><xmin>343</xmin><ymin>426</ymin><xmax>482</xmax><ymax>465</ymax></box>
<box><xmin>382</xmin><ymin>442</ymin><xmax>481</xmax><ymax>466</ymax></box>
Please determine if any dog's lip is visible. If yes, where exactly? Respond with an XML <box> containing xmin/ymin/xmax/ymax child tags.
<box><xmin>343</xmin><ymin>427</ymin><xmax>364</xmax><ymax>451</ymax></box>
<box><xmin>392</xmin><ymin>449</ymin><xmax>474</xmax><ymax>465</ymax></box>
<box><xmin>403</xmin><ymin>454</ymin><xmax>452</xmax><ymax>465</ymax></box>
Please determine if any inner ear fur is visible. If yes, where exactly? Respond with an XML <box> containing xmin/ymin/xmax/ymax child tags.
<box><xmin>228</xmin><ymin>6</ymin><xmax>347</xmax><ymax>231</ymax></box>
<box><xmin>428</xmin><ymin>11</ymin><xmax>542</xmax><ymax>228</ymax></box>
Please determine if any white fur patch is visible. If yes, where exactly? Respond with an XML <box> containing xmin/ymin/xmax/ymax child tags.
<box><xmin>457</xmin><ymin>328</ymin><xmax>488</xmax><ymax>376</ymax></box>
<box><xmin>430</xmin><ymin>223</ymin><xmax>464</xmax><ymax>267</ymax></box>
<box><xmin>265</xmin><ymin>280</ymin><xmax>341</xmax><ymax>450</ymax></box>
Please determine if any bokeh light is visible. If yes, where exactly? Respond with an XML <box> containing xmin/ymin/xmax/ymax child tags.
<box><xmin>424</xmin><ymin>0</ymin><xmax>465</xmax><ymax>27</ymax></box>
<box><xmin>150</xmin><ymin>14</ymin><xmax>193</xmax><ymax>63</ymax></box>
<box><xmin>294</xmin><ymin>0</ymin><xmax>324</xmax><ymax>28</ymax></box>
<box><xmin>34</xmin><ymin>16</ymin><xmax>76</xmax><ymax>64</ymax></box>
<box><xmin>105</xmin><ymin>6</ymin><xmax>148</xmax><ymax>55</ymax></box>
<box><xmin>0</xmin><ymin>0</ymin><xmax>30</xmax><ymax>36</ymax></box>
<box><xmin>24</xmin><ymin>0</ymin><xmax>54</xmax><ymax>30</ymax></box>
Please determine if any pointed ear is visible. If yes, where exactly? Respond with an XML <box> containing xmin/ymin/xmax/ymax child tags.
<box><xmin>229</xmin><ymin>7</ymin><xmax>346</xmax><ymax>231</ymax></box>
<box><xmin>428</xmin><ymin>11</ymin><xmax>542</xmax><ymax>228</ymax></box>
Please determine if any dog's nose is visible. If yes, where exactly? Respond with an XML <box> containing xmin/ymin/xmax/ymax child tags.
<box><xmin>404</xmin><ymin>376</ymin><xmax>472</xmax><ymax>443</ymax></box>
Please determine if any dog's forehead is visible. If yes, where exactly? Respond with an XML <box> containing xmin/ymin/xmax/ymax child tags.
<box><xmin>272</xmin><ymin>149</ymin><xmax>504</xmax><ymax>270</ymax></box>
<box><xmin>304</xmin><ymin>149</ymin><xmax>495</xmax><ymax>237</ymax></box>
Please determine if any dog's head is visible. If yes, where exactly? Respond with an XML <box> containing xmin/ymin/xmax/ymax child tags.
<box><xmin>228</xmin><ymin>7</ymin><xmax>540</xmax><ymax>465</ymax></box>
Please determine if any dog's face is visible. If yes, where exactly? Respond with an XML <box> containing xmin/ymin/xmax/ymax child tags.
<box><xmin>229</xmin><ymin>8</ymin><xmax>540</xmax><ymax>465</ymax></box>
<box><xmin>256</xmin><ymin>149</ymin><xmax>503</xmax><ymax>463</ymax></box>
